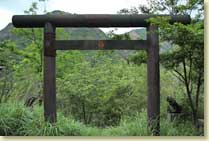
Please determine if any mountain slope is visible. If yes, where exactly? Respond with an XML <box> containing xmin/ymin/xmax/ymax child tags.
<box><xmin>0</xmin><ymin>23</ymin><xmax>146</xmax><ymax>42</ymax></box>
<box><xmin>0</xmin><ymin>23</ymin><xmax>16</xmax><ymax>41</ymax></box>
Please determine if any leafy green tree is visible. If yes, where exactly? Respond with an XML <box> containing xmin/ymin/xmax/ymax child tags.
<box><xmin>157</xmin><ymin>20</ymin><xmax>203</xmax><ymax>123</ymax></box>
<box><xmin>39</xmin><ymin>0</ymin><xmax>49</xmax><ymax>13</ymax></box>
<box><xmin>0</xmin><ymin>41</ymin><xmax>17</xmax><ymax>102</ymax></box>
<box><xmin>10</xmin><ymin>2</ymin><xmax>68</xmax><ymax>101</ymax></box>
<box><xmin>119</xmin><ymin>0</ymin><xmax>204</xmax><ymax>123</ymax></box>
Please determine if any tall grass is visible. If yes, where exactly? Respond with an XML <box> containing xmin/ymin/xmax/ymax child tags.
<box><xmin>0</xmin><ymin>103</ymin><xmax>197</xmax><ymax>136</ymax></box>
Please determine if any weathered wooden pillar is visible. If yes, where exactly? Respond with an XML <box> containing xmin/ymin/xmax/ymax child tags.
<box><xmin>147</xmin><ymin>25</ymin><xmax>160</xmax><ymax>135</ymax></box>
<box><xmin>43</xmin><ymin>22</ymin><xmax>56</xmax><ymax>122</ymax></box>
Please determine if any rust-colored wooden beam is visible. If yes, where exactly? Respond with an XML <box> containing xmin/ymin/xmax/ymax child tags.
<box><xmin>147</xmin><ymin>25</ymin><xmax>160</xmax><ymax>136</ymax></box>
<box><xmin>55</xmin><ymin>40</ymin><xmax>148</xmax><ymax>50</ymax></box>
<box><xmin>12</xmin><ymin>14</ymin><xmax>191</xmax><ymax>28</ymax></box>
<box><xmin>43</xmin><ymin>22</ymin><xmax>57</xmax><ymax>123</ymax></box>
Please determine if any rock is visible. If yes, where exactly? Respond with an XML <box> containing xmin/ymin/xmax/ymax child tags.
<box><xmin>167</xmin><ymin>112</ymin><xmax>185</xmax><ymax>122</ymax></box>
<box><xmin>196</xmin><ymin>118</ymin><xmax>204</xmax><ymax>135</ymax></box>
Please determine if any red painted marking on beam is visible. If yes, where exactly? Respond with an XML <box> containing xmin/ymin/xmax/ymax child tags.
<box><xmin>98</xmin><ymin>40</ymin><xmax>105</xmax><ymax>49</ymax></box>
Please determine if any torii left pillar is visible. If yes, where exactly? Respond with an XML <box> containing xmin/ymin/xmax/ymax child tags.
<box><xmin>43</xmin><ymin>22</ymin><xmax>57</xmax><ymax>122</ymax></box>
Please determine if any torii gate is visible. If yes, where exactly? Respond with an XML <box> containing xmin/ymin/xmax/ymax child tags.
<box><xmin>12</xmin><ymin>14</ymin><xmax>190</xmax><ymax>135</ymax></box>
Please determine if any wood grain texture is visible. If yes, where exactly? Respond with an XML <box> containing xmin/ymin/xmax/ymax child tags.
<box><xmin>55</xmin><ymin>40</ymin><xmax>148</xmax><ymax>50</ymax></box>
<box><xmin>12</xmin><ymin>14</ymin><xmax>191</xmax><ymax>28</ymax></box>
<box><xmin>147</xmin><ymin>25</ymin><xmax>160</xmax><ymax>136</ymax></box>
<box><xmin>43</xmin><ymin>23</ymin><xmax>57</xmax><ymax>123</ymax></box>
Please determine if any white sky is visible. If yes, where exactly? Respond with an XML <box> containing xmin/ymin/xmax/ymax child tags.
<box><xmin>0</xmin><ymin>0</ymin><xmax>147</xmax><ymax>34</ymax></box>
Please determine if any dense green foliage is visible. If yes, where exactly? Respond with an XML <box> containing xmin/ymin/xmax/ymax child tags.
<box><xmin>0</xmin><ymin>102</ymin><xmax>198</xmax><ymax>136</ymax></box>
<box><xmin>119</xmin><ymin>0</ymin><xmax>204</xmax><ymax>124</ymax></box>
<box><xmin>0</xmin><ymin>0</ymin><xmax>204</xmax><ymax>136</ymax></box>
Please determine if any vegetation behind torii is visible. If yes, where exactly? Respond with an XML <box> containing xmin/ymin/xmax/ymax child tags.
<box><xmin>0</xmin><ymin>0</ymin><xmax>204</xmax><ymax>136</ymax></box>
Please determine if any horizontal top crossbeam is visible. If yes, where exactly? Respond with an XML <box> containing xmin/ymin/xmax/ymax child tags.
<box><xmin>12</xmin><ymin>14</ymin><xmax>191</xmax><ymax>28</ymax></box>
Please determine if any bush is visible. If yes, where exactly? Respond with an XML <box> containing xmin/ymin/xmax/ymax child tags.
<box><xmin>101</xmin><ymin>110</ymin><xmax>149</xmax><ymax>136</ymax></box>
<box><xmin>0</xmin><ymin>103</ymin><xmax>84</xmax><ymax>136</ymax></box>
<box><xmin>0</xmin><ymin>102</ymin><xmax>198</xmax><ymax>136</ymax></box>
<box><xmin>161</xmin><ymin>120</ymin><xmax>196</xmax><ymax>136</ymax></box>
<box><xmin>0</xmin><ymin>102</ymin><xmax>31</xmax><ymax>135</ymax></box>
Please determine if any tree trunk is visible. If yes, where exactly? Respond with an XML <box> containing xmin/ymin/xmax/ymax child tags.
<box><xmin>194</xmin><ymin>71</ymin><xmax>203</xmax><ymax>123</ymax></box>
<box><xmin>82</xmin><ymin>101</ymin><xmax>87</xmax><ymax>124</ymax></box>
<box><xmin>182</xmin><ymin>60</ymin><xmax>196</xmax><ymax>124</ymax></box>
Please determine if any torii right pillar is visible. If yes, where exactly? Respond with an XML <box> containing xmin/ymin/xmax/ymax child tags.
<box><xmin>147</xmin><ymin>25</ymin><xmax>160</xmax><ymax>136</ymax></box>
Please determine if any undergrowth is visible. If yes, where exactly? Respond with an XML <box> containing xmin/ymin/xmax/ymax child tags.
<box><xmin>0</xmin><ymin>102</ymin><xmax>197</xmax><ymax>136</ymax></box>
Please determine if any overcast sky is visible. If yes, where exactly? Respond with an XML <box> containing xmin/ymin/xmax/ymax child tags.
<box><xmin>0</xmin><ymin>0</ymin><xmax>147</xmax><ymax>33</ymax></box>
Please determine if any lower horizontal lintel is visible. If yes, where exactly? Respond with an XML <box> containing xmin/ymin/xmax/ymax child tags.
<box><xmin>55</xmin><ymin>40</ymin><xmax>147</xmax><ymax>50</ymax></box>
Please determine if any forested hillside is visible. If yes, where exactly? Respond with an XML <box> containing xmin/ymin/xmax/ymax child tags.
<box><xmin>0</xmin><ymin>0</ymin><xmax>204</xmax><ymax>136</ymax></box>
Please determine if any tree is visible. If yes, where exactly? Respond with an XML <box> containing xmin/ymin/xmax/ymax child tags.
<box><xmin>119</xmin><ymin>0</ymin><xmax>204</xmax><ymax>124</ymax></box>
<box><xmin>0</xmin><ymin>41</ymin><xmax>17</xmax><ymax>102</ymax></box>
<box><xmin>11</xmin><ymin>2</ymin><xmax>68</xmax><ymax>101</ymax></box>
<box><xmin>158</xmin><ymin>20</ymin><xmax>204</xmax><ymax>124</ymax></box>
<box><xmin>142</xmin><ymin>0</ymin><xmax>204</xmax><ymax>124</ymax></box>
<box><xmin>39</xmin><ymin>0</ymin><xmax>49</xmax><ymax>13</ymax></box>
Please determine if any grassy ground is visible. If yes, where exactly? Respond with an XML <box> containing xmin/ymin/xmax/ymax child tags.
<box><xmin>0</xmin><ymin>102</ymin><xmax>199</xmax><ymax>136</ymax></box>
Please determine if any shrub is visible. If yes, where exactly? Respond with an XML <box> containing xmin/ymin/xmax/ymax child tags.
<box><xmin>0</xmin><ymin>102</ymin><xmax>198</xmax><ymax>136</ymax></box>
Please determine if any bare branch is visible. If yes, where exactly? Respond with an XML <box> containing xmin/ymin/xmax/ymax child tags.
<box><xmin>173</xmin><ymin>68</ymin><xmax>185</xmax><ymax>82</ymax></box>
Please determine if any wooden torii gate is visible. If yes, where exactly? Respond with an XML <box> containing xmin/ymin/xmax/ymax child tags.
<box><xmin>12</xmin><ymin>14</ymin><xmax>190</xmax><ymax>135</ymax></box>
